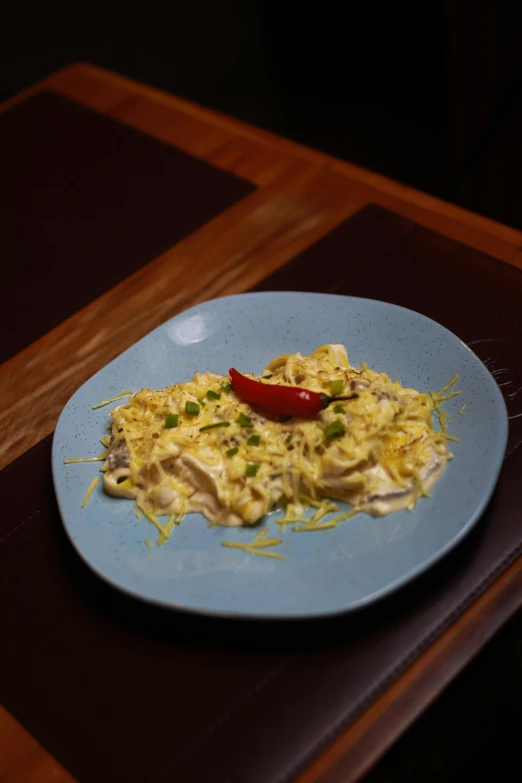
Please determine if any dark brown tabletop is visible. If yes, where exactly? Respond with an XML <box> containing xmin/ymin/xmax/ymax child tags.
<box><xmin>1</xmin><ymin>63</ymin><xmax>522</xmax><ymax>783</ymax></box>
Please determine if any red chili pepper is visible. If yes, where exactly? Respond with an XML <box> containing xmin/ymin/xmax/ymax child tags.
<box><xmin>229</xmin><ymin>368</ymin><xmax>331</xmax><ymax>418</ymax></box>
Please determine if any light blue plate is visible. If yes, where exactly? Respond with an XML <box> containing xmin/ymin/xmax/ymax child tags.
<box><xmin>52</xmin><ymin>293</ymin><xmax>508</xmax><ymax>618</ymax></box>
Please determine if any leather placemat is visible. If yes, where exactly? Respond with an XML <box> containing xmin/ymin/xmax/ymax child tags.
<box><xmin>1</xmin><ymin>205</ymin><xmax>522</xmax><ymax>783</ymax></box>
<box><xmin>0</xmin><ymin>90</ymin><xmax>255</xmax><ymax>363</ymax></box>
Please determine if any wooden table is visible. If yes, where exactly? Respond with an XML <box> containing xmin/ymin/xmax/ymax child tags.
<box><xmin>1</xmin><ymin>63</ymin><xmax>522</xmax><ymax>783</ymax></box>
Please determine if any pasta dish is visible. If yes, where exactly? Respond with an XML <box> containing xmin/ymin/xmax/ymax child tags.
<box><xmin>102</xmin><ymin>345</ymin><xmax>456</xmax><ymax>530</ymax></box>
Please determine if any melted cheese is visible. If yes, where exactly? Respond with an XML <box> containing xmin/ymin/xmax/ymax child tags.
<box><xmin>103</xmin><ymin>345</ymin><xmax>454</xmax><ymax>527</ymax></box>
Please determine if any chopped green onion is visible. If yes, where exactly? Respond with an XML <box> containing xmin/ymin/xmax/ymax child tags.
<box><xmin>221</xmin><ymin>381</ymin><xmax>232</xmax><ymax>392</ymax></box>
<box><xmin>285</xmin><ymin>434</ymin><xmax>292</xmax><ymax>444</ymax></box>
<box><xmin>262</xmin><ymin>374</ymin><xmax>273</xmax><ymax>379</ymax></box>
<box><xmin>247</xmin><ymin>434</ymin><xmax>260</xmax><ymax>446</ymax></box>
<box><xmin>236</xmin><ymin>412</ymin><xmax>253</xmax><ymax>427</ymax></box>
<box><xmin>333</xmin><ymin>404</ymin><xmax>345</xmax><ymax>414</ymax></box>
<box><xmin>165</xmin><ymin>413</ymin><xmax>178</xmax><ymax>429</ymax></box>
<box><xmin>331</xmin><ymin>380</ymin><xmax>343</xmax><ymax>396</ymax></box>
<box><xmin>324</xmin><ymin>419</ymin><xmax>346</xmax><ymax>440</ymax></box>
<box><xmin>199</xmin><ymin>422</ymin><xmax>231</xmax><ymax>432</ymax></box>
<box><xmin>206</xmin><ymin>389</ymin><xmax>221</xmax><ymax>400</ymax></box>
<box><xmin>197</xmin><ymin>397</ymin><xmax>206</xmax><ymax>407</ymax></box>
<box><xmin>185</xmin><ymin>401</ymin><xmax>200</xmax><ymax>416</ymax></box>
<box><xmin>226</xmin><ymin>447</ymin><xmax>239</xmax><ymax>457</ymax></box>
<box><xmin>245</xmin><ymin>463</ymin><xmax>259</xmax><ymax>477</ymax></box>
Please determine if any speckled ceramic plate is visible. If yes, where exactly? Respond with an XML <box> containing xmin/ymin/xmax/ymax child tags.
<box><xmin>52</xmin><ymin>293</ymin><xmax>508</xmax><ymax>618</ymax></box>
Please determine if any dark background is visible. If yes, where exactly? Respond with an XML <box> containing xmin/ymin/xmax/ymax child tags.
<box><xmin>2</xmin><ymin>1</ymin><xmax>521</xmax><ymax>780</ymax></box>
<box><xmin>2</xmin><ymin>0</ymin><xmax>522</xmax><ymax>229</ymax></box>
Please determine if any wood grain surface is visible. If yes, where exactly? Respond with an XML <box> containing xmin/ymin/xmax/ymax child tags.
<box><xmin>1</xmin><ymin>63</ymin><xmax>522</xmax><ymax>783</ymax></box>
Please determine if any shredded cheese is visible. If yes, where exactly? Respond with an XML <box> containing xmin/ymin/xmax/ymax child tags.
<box><xmin>64</xmin><ymin>454</ymin><xmax>107</xmax><ymax>464</ymax></box>
<box><xmin>136</xmin><ymin>502</ymin><xmax>170</xmax><ymax>538</ymax></box>
<box><xmin>82</xmin><ymin>475</ymin><xmax>100</xmax><ymax>507</ymax></box>
<box><xmin>92</xmin><ymin>391</ymin><xmax>134</xmax><ymax>410</ymax></box>
<box><xmin>221</xmin><ymin>529</ymin><xmax>284</xmax><ymax>559</ymax></box>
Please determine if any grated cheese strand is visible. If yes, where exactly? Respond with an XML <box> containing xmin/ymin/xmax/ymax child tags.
<box><xmin>435</xmin><ymin>374</ymin><xmax>460</xmax><ymax>397</ymax></box>
<box><xmin>92</xmin><ymin>391</ymin><xmax>134</xmax><ymax>410</ymax></box>
<box><xmin>64</xmin><ymin>454</ymin><xmax>107</xmax><ymax>464</ymax></box>
<box><xmin>328</xmin><ymin>507</ymin><xmax>360</xmax><ymax>525</ymax></box>
<box><xmin>136</xmin><ymin>503</ymin><xmax>170</xmax><ymax>537</ymax></box>
<box><xmin>221</xmin><ymin>529</ymin><xmax>284</xmax><ymax>559</ymax></box>
<box><xmin>293</xmin><ymin>521</ymin><xmax>338</xmax><ymax>532</ymax></box>
<box><xmin>82</xmin><ymin>475</ymin><xmax>100</xmax><ymax>507</ymax></box>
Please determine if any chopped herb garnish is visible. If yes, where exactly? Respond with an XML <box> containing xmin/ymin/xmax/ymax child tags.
<box><xmin>197</xmin><ymin>397</ymin><xmax>206</xmax><ymax>407</ymax></box>
<box><xmin>185</xmin><ymin>401</ymin><xmax>200</xmax><ymax>416</ymax></box>
<box><xmin>226</xmin><ymin>447</ymin><xmax>239</xmax><ymax>457</ymax></box>
<box><xmin>165</xmin><ymin>413</ymin><xmax>178</xmax><ymax>429</ymax></box>
<box><xmin>199</xmin><ymin>422</ymin><xmax>231</xmax><ymax>432</ymax></box>
<box><xmin>206</xmin><ymin>389</ymin><xmax>221</xmax><ymax>400</ymax></box>
<box><xmin>262</xmin><ymin>374</ymin><xmax>273</xmax><ymax>379</ymax></box>
<box><xmin>236</xmin><ymin>412</ymin><xmax>253</xmax><ymax>427</ymax></box>
<box><xmin>324</xmin><ymin>419</ymin><xmax>346</xmax><ymax>440</ymax></box>
<box><xmin>331</xmin><ymin>379</ymin><xmax>343</xmax><ymax>396</ymax></box>
<box><xmin>245</xmin><ymin>463</ymin><xmax>259</xmax><ymax>477</ymax></box>
<box><xmin>247</xmin><ymin>434</ymin><xmax>260</xmax><ymax>446</ymax></box>
<box><xmin>220</xmin><ymin>381</ymin><xmax>232</xmax><ymax>392</ymax></box>
<box><xmin>333</xmin><ymin>404</ymin><xmax>345</xmax><ymax>414</ymax></box>
<box><xmin>285</xmin><ymin>434</ymin><xmax>293</xmax><ymax>444</ymax></box>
